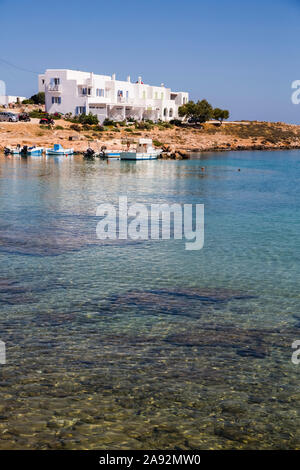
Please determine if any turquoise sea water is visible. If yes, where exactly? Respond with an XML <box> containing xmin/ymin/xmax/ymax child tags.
<box><xmin>0</xmin><ymin>151</ymin><xmax>299</xmax><ymax>449</ymax></box>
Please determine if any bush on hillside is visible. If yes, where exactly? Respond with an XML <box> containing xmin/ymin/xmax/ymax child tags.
<box><xmin>135</xmin><ymin>121</ymin><xmax>153</xmax><ymax>130</ymax></box>
<box><xmin>29</xmin><ymin>92</ymin><xmax>45</xmax><ymax>105</ymax></box>
<box><xmin>103</xmin><ymin>118</ymin><xmax>117</xmax><ymax>127</ymax></box>
<box><xmin>70</xmin><ymin>124</ymin><xmax>81</xmax><ymax>132</ymax></box>
<box><xmin>78</xmin><ymin>113</ymin><xmax>99</xmax><ymax>125</ymax></box>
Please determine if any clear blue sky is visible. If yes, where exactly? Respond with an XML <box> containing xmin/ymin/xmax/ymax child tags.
<box><xmin>1</xmin><ymin>0</ymin><xmax>300</xmax><ymax>123</ymax></box>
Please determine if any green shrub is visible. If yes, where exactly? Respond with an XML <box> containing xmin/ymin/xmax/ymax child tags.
<box><xmin>54</xmin><ymin>125</ymin><xmax>64</xmax><ymax>130</ymax></box>
<box><xmin>29</xmin><ymin>92</ymin><xmax>45</xmax><ymax>105</ymax></box>
<box><xmin>135</xmin><ymin>121</ymin><xmax>153</xmax><ymax>130</ymax></box>
<box><xmin>103</xmin><ymin>118</ymin><xmax>116</xmax><ymax>126</ymax></box>
<box><xmin>157</xmin><ymin>121</ymin><xmax>173</xmax><ymax>129</ymax></box>
<box><xmin>153</xmin><ymin>139</ymin><xmax>164</xmax><ymax>147</ymax></box>
<box><xmin>70</xmin><ymin>124</ymin><xmax>81</xmax><ymax>132</ymax></box>
<box><xmin>52</xmin><ymin>113</ymin><xmax>62</xmax><ymax>120</ymax></box>
<box><xmin>78</xmin><ymin>113</ymin><xmax>99</xmax><ymax>125</ymax></box>
<box><xmin>22</xmin><ymin>99</ymin><xmax>34</xmax><ymax>105</ymax></box>
<box><xmin>169</xmin><ymin>119</ymin><xmax>182</xmax><ymax>126</ymax></box>
<box><xmin>82</xmin><ymin>123</ymin><xmax>92</xmax><ymax>131</ymax></box>
<box><xmin>29</xmin><ymin>110</ymin><xmax>47</xmax><ymax>118</ymax></box>
<box><xmin>90</xmin><ymin>124</ymin><xmax>104</xmax><ymax>132</ymax></box>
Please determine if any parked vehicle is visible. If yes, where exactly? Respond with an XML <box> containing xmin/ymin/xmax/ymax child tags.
<box><xmin>0</xmin><ymin>112</ymin><xmax>18</xmax><ymax>122</ymax></box>
<box><xmin>39</xmin><ymin>117</ymin><xmax>54</xmax><ymax>125</ymax></box>
<box><xmin>18</xmin><ymin>112</ymin><xmax>31</xmax><ymax>122</ymax></box>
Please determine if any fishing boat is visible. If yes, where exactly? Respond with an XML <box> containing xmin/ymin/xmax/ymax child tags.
<box><xmin>97</xmin><ymin>150</ymin><xmax>121</xmax><ymax>159</ymax></box>
<box><xmin>46</xmin><ymin>144</ymin><xmax>74</xmax><ymax>156</ymax></box>
<box><xmin>4</xmin><ymin>145</ymin><xmax>21</xmax><ymax>155</ymax></box>
<box><xmin>96</xmin><ymin>146</ymin><xmax>121</xmax><ymax>159</ymax></box>
<box><xmin>21</xmin><ymin>145</ymin><xmax>44</xmax><ymax>156</ymax></box>
<box><xmin>120</xmin><ymin>139</ymin><xmax>161</xmax><ymax>160</ymax></box>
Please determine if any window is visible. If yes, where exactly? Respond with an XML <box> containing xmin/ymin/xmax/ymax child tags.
<box><xmin>155</xmin><ymin>92</ymin><xmax>158</xmax><ymax>99</ymax></box>
<box><xmin>161</xmin><ymin>93</ymin><xmax>164</xmax><ymax>100</ymax></box>
<box><xmin>96</xmin><ymin>88</ymin><xmax>105</xmax><ymax>97</ymax></box>
<box><xmin>76</xmin><ymin>106</ymin><xmax>86</xmax><ymax>115</ymax></box>
<box><xmin>52</xmin><ymin>97</ymin><xmax>61</xmax><ymax>104</ymax></box>
<box><xmin>82</xmin><ymin>88</ymin><xmax>91</xmax><ymax>95</ymax></box>
<box><xmin>117</xmin><ymin>90</ymin><xmax>123</xmax><ymax>97</ymax></box>
<box><xmin>142</xmin><ymin>90</ymin><xmax>146</xmax><ymax>99</ymax></box>
<box><xmin>52</xmin><ymin>78</ymin><xmax>60</xmax><ymax>85</ymax></box>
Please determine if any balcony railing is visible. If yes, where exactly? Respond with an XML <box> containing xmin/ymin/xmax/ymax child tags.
<box><xmin>47</xmin><ymin>84</ymin><xmax>61</xmax><ymax>92</ymax></box>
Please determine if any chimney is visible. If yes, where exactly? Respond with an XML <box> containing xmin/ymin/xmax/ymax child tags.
<box><xmin>127</xmin><ymin>75</ymin><xmax>131</xmax><ymax>82</ymax></box>
<box><xmin>161</xmin><ymin>83</ymin><xmax>164</xmax><ymax>87</ymax></box>
<box><xmin>112</xmin><ymin>73</ymin><xmax>116</xmax><ymax>80</ymax></box>
<box><xmin>138</xmin><ymin>76</ymin><xmax>142</xmax><ymax>84</ymax></box>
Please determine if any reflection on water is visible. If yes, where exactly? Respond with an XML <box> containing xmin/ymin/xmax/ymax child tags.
<box><xmin>0</xmin><ymin>151</ymin><xmax>299</xmax><ymax>449</ymax></box>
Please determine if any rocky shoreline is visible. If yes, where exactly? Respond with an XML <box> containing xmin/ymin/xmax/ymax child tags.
<box><xmin>1</xmin><ymin>111</ymin><xmax>300</xmax><ymax>158</ymax></box>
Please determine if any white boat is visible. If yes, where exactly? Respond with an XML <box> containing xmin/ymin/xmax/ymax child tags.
<box><xmin>4</xmin><ymin>145</ymin><xmax>21</xmax><ymax>155</ymax></box>
<box><xmin>46</xmin><ymin>144</ymin><xmax>74</xmax><ymax>155</ymax></box>
<box><xmin>120</xmin><ymin>139</ymin><xmax>161</xmax><ymax>160</ymax></box>
<box><xmin>22</xmin><ymin>146</ymin><xmax>44</xmax><ymax>156</ymax></box>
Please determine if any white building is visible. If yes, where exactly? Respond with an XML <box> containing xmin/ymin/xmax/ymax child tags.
<box><xmin>0</xmin><ymin>95</ymin><xmax>27</xmax><ymax>106</ymax></box>
<box><xmin>38</xmin><ymin>69</ymin><xmax>188</xmax><ymax>123</ymax></box>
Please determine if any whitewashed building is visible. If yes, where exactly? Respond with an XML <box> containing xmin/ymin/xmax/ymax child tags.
<box><xmin>0</xmin><ymin>80</ymin><xmax>26</xmax><ymax>106</ymax></box>
<box><xmin>38</xmin><ymin>69</ymin><xmax>188</xmax><ymax>123</ymax></box>
<box><xmin>0</xmin><ymin>95</ymin><xmax>27</xmax><ymax>106</ymax></box>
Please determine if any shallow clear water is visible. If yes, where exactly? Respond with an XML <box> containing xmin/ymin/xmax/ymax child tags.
<box><xmin>0</xmin><ymin>151</ymin><xmax>299</xmax><ymax>449</ymax></box>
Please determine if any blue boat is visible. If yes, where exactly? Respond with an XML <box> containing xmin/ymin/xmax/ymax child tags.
<box><xmin>46</xmin><ymin>144</ymin><xmax>74</xmax><ymax>156</ymax></box>
<box><xmin>21</xmin><ymin>145</ymin><xmax>44</xmax><ymax>156</ymax></box>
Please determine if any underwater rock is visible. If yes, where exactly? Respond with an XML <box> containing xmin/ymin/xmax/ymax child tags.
<box><xmin>105</xmin><ymin>287</ymin><xmax>257</xmax><ymax>319</ymax></box>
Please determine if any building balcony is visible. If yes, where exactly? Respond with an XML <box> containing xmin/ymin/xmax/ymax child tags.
<box><xmin>47</xmin><ymin>84</ymin><xmax>61</xmax><ymax>92</ymax></box>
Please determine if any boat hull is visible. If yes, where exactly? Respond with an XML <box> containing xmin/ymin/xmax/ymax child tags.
<box><xmin>24</xmin><ymin>147</ymin><xmax>44</xmax><ymax>156</ymax></box>
<box><xmin>120</xmin><ymin>151</ymin><xmax>159</xmax><ymax>160</ymax></box>
<box><xmin>46</xmin><ymin>150</ymin><xmax>74</xmax><ymax>155</ymax></box>
<box><xmin>5</xmin><ymin>149</ymin><xmax>21</xmax><ymax>154</ymax></box>
<box><xmin>106</xmin><ymin>152</ymin><xmax>120</xmax><ymax>157</ymax></box>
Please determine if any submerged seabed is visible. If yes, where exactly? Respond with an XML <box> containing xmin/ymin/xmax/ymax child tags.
<box><xmin>0</xmin><ymin>152</ymin><xmax>299</xmax><ymax>449</ymax></box>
